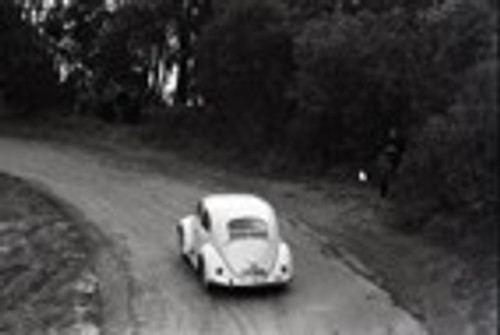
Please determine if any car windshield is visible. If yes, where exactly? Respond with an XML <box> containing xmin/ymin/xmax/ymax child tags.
<box><xmin>228</xmin><ymin>217</ymin><xmax>268</xmax><ymax>240</ymax></box>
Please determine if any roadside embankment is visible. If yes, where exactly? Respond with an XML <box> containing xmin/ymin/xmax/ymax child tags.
<box><xmin>0</xmin><ymin>173</ymin><xmax>101</xmax><ymax>335</ymax></box>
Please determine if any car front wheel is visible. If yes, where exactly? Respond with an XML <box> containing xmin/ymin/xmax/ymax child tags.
<box><xmin>177</xmin><ymin>227</ymin><xmax>184</xmax><ymax>255</ymax></box>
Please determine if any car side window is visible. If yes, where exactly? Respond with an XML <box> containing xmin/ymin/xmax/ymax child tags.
<box><xmin>200</xmin><ymin>210</ymin><xmax>211</xmax><ymax>231</ymax></box>
<box><xmin>196</xmin><ymin>202</ymin><xmax>210</xmax><ymax>232</ymax></box>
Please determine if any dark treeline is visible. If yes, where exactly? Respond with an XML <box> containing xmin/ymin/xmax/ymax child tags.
<box><xmin>0</xmin><ymin>0</ymin><xmax>497</xmax><ymax>239</ymax></box>
<box><xmin>0</xmin><ymin>0</ymin><xmax>62</xmax><ymax>113</ymax></box>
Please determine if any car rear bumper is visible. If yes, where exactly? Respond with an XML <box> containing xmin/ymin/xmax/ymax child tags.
<box><xmin>209</xmin><ymin>273</ymin><xmax>292</xmax><ymax>288</ymax></box>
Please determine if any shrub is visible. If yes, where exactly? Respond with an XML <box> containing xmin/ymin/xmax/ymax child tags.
<box><xmin>196</xmin><ymin>0</ymin><xmax>294</xmax><ymax>150</ymax></box>
<box><xmin>394</xmin><ymin>57</ymin><xmax>497</xmax><ymax>239</ymax></box>
<box><xmin>0</xmin><ymin>0</ymin><xmax>63</xmax><ymax>114</ymax></box>
<box><xmin>291</xmin><ymin>13</ymin><xmax>368</xmax><ymax>169</ymax></box>
<box><xmin>289</xmin><ymin>1</ymin><xmax>494</xmax><ymax>172</ymax></box>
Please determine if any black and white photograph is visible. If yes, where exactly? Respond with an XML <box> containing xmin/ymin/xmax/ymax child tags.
<box><xmin>0</xmin><ymin>0</ymin><xmax>497</xmax><ymax>334</ymax></box>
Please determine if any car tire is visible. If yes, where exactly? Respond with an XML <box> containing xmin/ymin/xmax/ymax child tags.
<box><xmin>278</xmin><ymin>281</ymin><xmax>291</xmax><ymax>292</ymax></box>
<box><xmin>197</xmin><ymin>257</ymin><xmax>214</xmax><ymax>292</ymax></box>
<box><xmin>177</xmin><ymin>227</ymin><xmax>187</xmax><ymax>258</ymax></box>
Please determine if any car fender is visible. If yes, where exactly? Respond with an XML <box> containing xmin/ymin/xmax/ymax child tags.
<box><xmin>273</xmin><ymin>242</ymin><xmax>293</xmax><ymax>278</ymax></box>
<box><xmin>199</xmin><ymin>243</ymin><xmax>227</xmax><ymax>282</ymax></box>
<box><xmin>178</xmin><ymin>215</ymin><xmax>196</xmax><ymax>256</ymax></box>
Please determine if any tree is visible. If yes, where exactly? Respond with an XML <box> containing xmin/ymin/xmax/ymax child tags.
<box><xmin>196</xmin><ymin>0</ymin><xmax>294</xmax><ymax>148</ymax></box>
<box><xmin>290</xmin><ymin>2</ymin><xmax>494</xmax><ymax>171</ymax></box>
<box><xmin>172</xmin><ymin>0</ymin><xmax>213</xmax><ymax>106</ymax></box>
<box><xmin>394</xmin><ymin>57</ymin><xmax>497</xmax><ymax>238</ymax></box>
<box><xmin>41</xmin><ymin>0</ymin><xmax>108</xmax><ymax>79</ymax></box>
<box><xmin>90</xmin><ymin>3</ymin><xmax>176</xmax><ymax>122</ymax></box>
<box><xmin>0</xmin><ymin>0</ymin><xmax>62</xmax><ymax>113</ymax></box>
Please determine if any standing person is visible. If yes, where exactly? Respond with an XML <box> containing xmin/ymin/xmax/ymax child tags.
<box><xmin>377</xmin><ymin>127</ymin><xmax>405</xmax><ymax>197</ymax></box>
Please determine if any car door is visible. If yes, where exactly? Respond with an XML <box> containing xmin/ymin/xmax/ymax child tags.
<box><xmin>194</xmin><ymin>204</ymin><xmax>211</xmax><ymax>254</ymax></box>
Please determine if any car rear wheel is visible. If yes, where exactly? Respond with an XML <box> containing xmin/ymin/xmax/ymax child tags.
<box><xmin>197</xmin><ymin>257</ymin><xmax>214</xmax><ymax>292</ymax></box>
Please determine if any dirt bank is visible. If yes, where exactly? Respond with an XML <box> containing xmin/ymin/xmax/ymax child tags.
<box><xmin>0</xmin><ymin>173</ymin><xmax>102</xmax><ymax>335</ymax></box>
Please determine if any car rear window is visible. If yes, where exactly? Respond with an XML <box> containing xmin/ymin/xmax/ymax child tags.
<box><xmin>228</xmin><ymin>218</ymin><xmax>268</xmax><ymax>240</ymax></box>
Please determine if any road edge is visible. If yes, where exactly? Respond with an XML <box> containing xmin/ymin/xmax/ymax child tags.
<box><xmin>1</xmin><ymin>173</ymin><xmax>140</xmax><ymax>335</ymax></box>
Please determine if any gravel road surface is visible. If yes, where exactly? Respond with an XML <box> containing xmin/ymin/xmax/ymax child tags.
<box><xmin>0</xmin><ymin>138</ymin><xmax>428</xmax><ymax>335</ymax></box>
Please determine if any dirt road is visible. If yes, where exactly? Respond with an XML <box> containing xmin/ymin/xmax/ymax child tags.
<box><xmin>0</xmin><ymin>138</ymin><xmax>428</xmax><ymax>335</ymax></box>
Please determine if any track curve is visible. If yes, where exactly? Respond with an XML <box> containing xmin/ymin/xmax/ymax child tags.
<box><xmin>0</xmin><ymin>138</ymin><xmax>428</xmax><ymax>335</ymax></box>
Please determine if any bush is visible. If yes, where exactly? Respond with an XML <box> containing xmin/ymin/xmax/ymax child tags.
<box><xmin>290</xmin><ymin>13</ymin><xmax>368</xmax><ymax>169</ymax></box>
<box><xmin>196</xmin><ymin>0</ymin><xmax>294</xmax><ymax>150</ymax></box>
<box><xmin>0</xmin><ymin>0</ymin><xmax>63</xmax><ymax>114</ymax></box>
<box><xmin>289</xmin><ymin>1</ymin><xmax>494</xmax><ymax>171</ymax></box>
<box><xmin>394</xmin><ymin>58</ymin><xmax>497</xmax><ymax>239</ymax></box>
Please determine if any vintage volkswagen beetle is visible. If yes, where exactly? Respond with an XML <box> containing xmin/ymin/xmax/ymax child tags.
<box><xmin>177</xmin><ymin>194</ymin><xmax>293</xmax><ymax>289</ymax></box>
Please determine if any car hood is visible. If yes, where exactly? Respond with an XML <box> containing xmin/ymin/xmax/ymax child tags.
<box><xmin>220</xmin><ymin>239</ymin><xmax>278</xmax><ymax>276</ymax></box>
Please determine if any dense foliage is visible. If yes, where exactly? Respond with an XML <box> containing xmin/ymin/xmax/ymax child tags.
<box><xmin>290</xmin><ymin>2</ymin><xmax>494</xmax><ymax>168</ymax></box>
<box><xmin>0</xmin><ymin>0</ymin><xmax>62</xmax><ymax>113</ymax></box>
<box><xmin>196</xmin><ymin>0</ymin><xmax>293</xmax><ymax>149</ymax></box>
<box><xmin>1</xmin><ymin>0</ymin><xmax>497</xmax><ymax>240</ymax></box>
<box><xmin>394</xmin><ymin>57</ymin><xmax>497</xmax><ymax>236</ymax></box>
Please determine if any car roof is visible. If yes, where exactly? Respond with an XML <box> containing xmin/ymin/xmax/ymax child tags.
<box><xmin>202</xmin><ymin>194</ymin><xmax>276</xmax><ymax>228</ymax></box>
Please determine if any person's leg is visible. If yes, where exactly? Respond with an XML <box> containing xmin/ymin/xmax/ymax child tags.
<box><xmin>380</xmin><ymin>170</ymin><xmax>390</xmax><ymax>197</ymax></box>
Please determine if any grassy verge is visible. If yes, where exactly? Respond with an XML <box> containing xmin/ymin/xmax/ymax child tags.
<box><xmin>0</xmin><ymin>113</ymin><xmax>306</xmax><ymax>178</ymax></box>
<box><xmin>0</xmin><ymin>172</ymin><xmax>101</xmax><ymax>335</ymax></box>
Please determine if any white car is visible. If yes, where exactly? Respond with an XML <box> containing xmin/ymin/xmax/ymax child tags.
<box><xmin>177</xmin><ymin>194</ymin><xmax>293</xmax><ymax>289</ymax></box>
